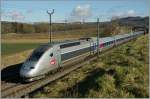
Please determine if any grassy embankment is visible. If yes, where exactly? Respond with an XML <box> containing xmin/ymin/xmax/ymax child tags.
<box><xmin>32</xmin><ymin>34</ymin><xmax>149</xmax><ymax>98</ymax></box>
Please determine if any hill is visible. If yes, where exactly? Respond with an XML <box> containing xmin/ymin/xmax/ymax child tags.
<box><xmin>115</xmin><ymin>16</ymin><xmax>149</xmax><ymax>28</ymax></box>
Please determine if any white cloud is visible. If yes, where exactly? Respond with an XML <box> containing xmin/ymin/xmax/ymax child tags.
<box><xmin>127</xmin><ymin>10</ymin><xmax>136</xmax><ymax>16</ymax></box>
<box><xmin>71</xmin><ymin>4</ymin><xmax>92</xmax><ymax>18</ymax></box>
<box><xmin>111</xmin><ymin>9</ymin><xmax>137</xmax><ymax>20</ymax></box>
<box><xmin>4</xmin><ymin>11</ymin><xmax>25</xmax><ymax>21</ymax></box>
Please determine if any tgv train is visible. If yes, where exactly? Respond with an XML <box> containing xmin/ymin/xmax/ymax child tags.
<box><xmin>20</xmin><ymin>31</ymin><xmax>145</xmax><ymax>82</ymax></box>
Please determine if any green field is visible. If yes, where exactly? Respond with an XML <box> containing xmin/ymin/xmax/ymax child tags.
<box><xmin>1</xmin><ymin>43</ymin><xmax>44</xmax><ymax>56</ymax></box>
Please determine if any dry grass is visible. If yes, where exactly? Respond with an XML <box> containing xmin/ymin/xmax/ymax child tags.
<box><xmin>1</xmin><ymin>49</ymin><xmax>33</xmax><ymax>69</ymax></box>
<box><xmin>1</xmin><ymin>28</ymin><xmax>97</xmax><ymax>43</ymax></box>
<box><xmin>1</xmin><ymin>33</ymin><xmax>81</xmax><ymax>43</ymax></box>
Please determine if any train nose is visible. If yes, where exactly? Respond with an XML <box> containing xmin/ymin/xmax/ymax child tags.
<box><xmin>20</xmin><ymin>68</ymin><xmax>31</xmax><ymax>78</ymax></box>
<box><xmin>20</xmin><ymin>66</ymin><xmax>34</xmax><ymax>78</ymax></box>
<box><xmin>19</xmin><ymin>62</ymin><xmax>36</xmax><ymax>78</ymax></box>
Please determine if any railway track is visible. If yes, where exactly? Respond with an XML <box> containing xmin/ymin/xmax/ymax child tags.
<box><xmin>1</xmin><ymin>39</ymin><xmax>134</xmax><ymax>98</ymax></box>
<box><xmin>1</xmin><ymin>53</ymin><xmax>98</xmax><ymax>98</ymax></box>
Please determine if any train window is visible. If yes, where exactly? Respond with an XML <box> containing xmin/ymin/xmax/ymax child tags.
<box><xmin>28</xmin><ymin>45</ymin><xmax>49</xmax><ymax>61</ymax></box>
<box><xmin>30</xmin><ymin>66</ymin><xmax>35</xmax><ymax>69</ymax></box>
<box><xmin>79</xmin><ymin>37</ymin><xmax>91</xmax><ymax>41</ymax></box>
<box><xmin>104</xmin><ymin>42</ymin><xmax>109</xmax><ymax>46</ymax></box>
<box><xmin>104</xmin><ymin>43</ymin><xmax>106</xmax><ymax>46</ymax></box>
<box><xmin>28</xmin><ymin>51</ymin><xmax>44</xmax><ymax>61</ymax></box>
<box><xmin>103</xmin><ymin>43</ymin><xmax>105</xmax><ymax>46</ymax></box>
<box><xmin>60</xmin><ymin>42</ymin><xmax>80</xmax><ymax>49</ymax></box>
<box><xmin>109</xmin><ymin>42</ymin><xmax>111</xmax><ymax>45</ymax></box>
<box><xmin>50</xmin><ymin>53</ymin><xmax>53</xmax><ymax>57</ymax></box>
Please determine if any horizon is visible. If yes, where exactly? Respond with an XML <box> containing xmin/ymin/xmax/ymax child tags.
<box><xmin>1</xmin><ymin>0</ymin><xmax>149</xmax><ymax>23</ymax></box>
<box><xmin>2</xmin><ymin>16</ymin><xmax>149</xmax><ymax>24</ymax></box>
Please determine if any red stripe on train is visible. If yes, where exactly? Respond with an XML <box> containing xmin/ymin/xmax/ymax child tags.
<box><xmin>99</xmin><ymin>43</ymin><xmax>104</xmax><ymax>48</ymax></box>
<box><xmin>50</xmin><ymin>58</ymin><xmax>56</xmax><ymax>65</ymax></box>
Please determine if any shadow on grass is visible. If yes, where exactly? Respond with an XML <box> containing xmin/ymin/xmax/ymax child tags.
<box><xmin>1</xmin><ymin>63</ymin><xmax>23</xmax><ymax>83</ymax></box>
<box><xmin>59</xmin><ymin>67</ymin><xmax>114</xmax><ymax>98</ymax></box>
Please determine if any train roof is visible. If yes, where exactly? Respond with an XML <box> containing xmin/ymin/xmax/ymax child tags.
<box><xmin>34</xmin><ymin>43</ymin><xmax>52</xmax><ymax>52</ymax></box>
<box><xmin>99</xmin><ymin>37</ymin><xmax>114</xmax><ymax>42</ymax></box>
<box><xmin>57</xmin><ymin>40</ymin><xmax>80</xmax><ymax>45</ymax></box>
<box><xmin>113</xmin><ymin>33</ymin><xmax>131</xmax><ymax>39</ymax></box>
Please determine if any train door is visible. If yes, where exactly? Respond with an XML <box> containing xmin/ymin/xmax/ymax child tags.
<box><xmin>56</xmin><ymin>46</ymin><xmax>61</xmax><ymax>67</ymax></box>
<box><xmin>57</xmin><ymin>48</ymin><xmax>62</xmax><ymax>67</ymax></box>
<box><xmin>94</xmin><ymin>42</ymin><xmax>97</xmax><ymax>54</ymax></box>
<box><xmin>90</xmin><ymin>40</ymin><xmax>97</xmax><ymax>55</ymax></box>
<box><xmin>89</xmin><ymin>40</ymin><xmax>92</xmax><ymax>55</ymax></box>
<box><xmin>90</xmin><ymin>40</ymin><xmax>94</xmax><ymax>55</ymax></box>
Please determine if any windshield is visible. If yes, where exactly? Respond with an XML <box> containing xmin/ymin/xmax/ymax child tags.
<box><xmin>28</xmin><ymin>44</ymin><xmax>50</xmax><ymax>61</ymax></box>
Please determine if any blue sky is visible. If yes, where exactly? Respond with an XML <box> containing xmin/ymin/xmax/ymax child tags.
<box><xmin>1</xmin><ymin>0</ymin><xmax>149</xmax><ymax>23</ymax></box>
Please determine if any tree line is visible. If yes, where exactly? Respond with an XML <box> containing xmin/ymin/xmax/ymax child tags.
<box><xmin>1</xmin><ymin>21</ymin><xmax>97</xmax><ymax>34</ymax></box>
<box><xmin>2</xmin><ymin>16</ymin><xmax>148</xmax><ymax>34</ymax></box>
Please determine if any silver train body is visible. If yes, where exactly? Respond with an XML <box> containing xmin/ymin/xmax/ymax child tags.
<box><xmin>20</xmin><ymin>31</ymin><xmax>144</xmax><ymax>82</ymax></box>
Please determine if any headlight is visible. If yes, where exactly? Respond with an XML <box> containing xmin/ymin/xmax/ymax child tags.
<box><xmin>30</xmin><ymin>66</ymin><xmax>35</xmax><ymax>69</ymax></box>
